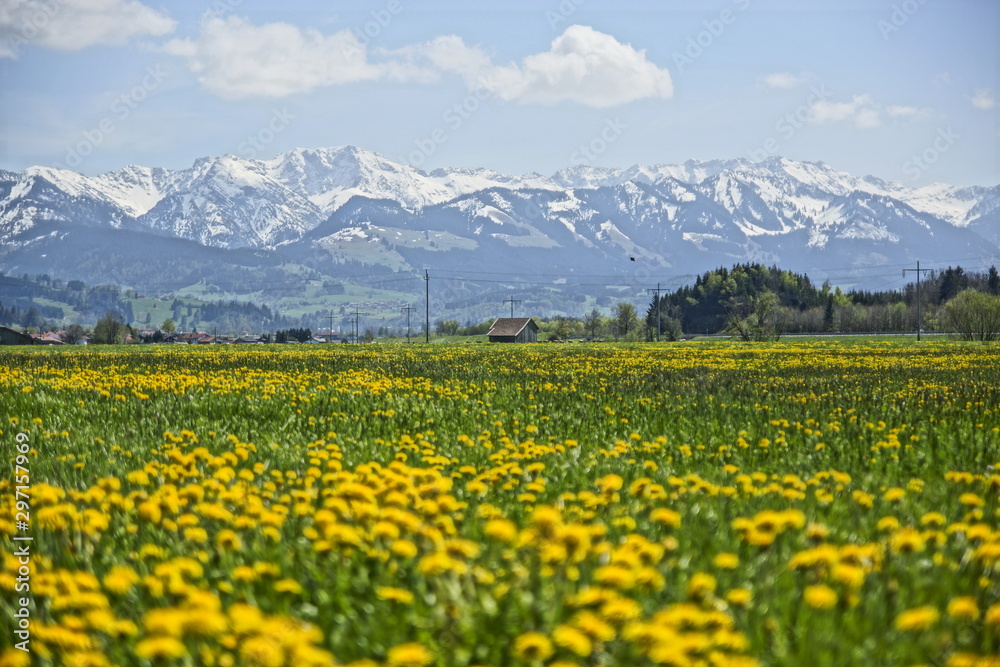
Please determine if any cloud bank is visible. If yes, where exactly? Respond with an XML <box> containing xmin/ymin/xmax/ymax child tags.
<box><xmin>0</xmin><ymin>0</ymin><xmax>175</xmax><ymax>58</ymax></box>
<box><xmin>165</xmin><ymin>18</ymin><xmax>673</xmax><ymax>107</ymax></box>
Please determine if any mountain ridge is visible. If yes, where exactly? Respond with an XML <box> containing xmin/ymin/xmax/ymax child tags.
<box><xmin>1</xmin><ymin>147</ymin><xmax>998</xmax><ymax>293</ymax></box>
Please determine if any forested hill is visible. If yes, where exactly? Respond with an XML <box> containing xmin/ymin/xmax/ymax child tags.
<box><xmin>0</xmin><ymin>272</ymin><xmax>287</xmax><ymax>332</ymax></box>
<box><xmin>655</xmin><ymin>263</ymin><xmax>1000</xmax><ymax>335</ymax></box>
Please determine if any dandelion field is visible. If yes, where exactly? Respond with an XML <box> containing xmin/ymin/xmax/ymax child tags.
<box><xmin>2</xmin><ymin>341</ymin><xmax>999</xmax><ymax>667</ymax></box>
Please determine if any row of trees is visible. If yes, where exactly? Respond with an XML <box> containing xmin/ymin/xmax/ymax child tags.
<box><xmin>643</xmin><ymin>263</ymin><xmax>1000</xmax><ymax>341</ymax></box>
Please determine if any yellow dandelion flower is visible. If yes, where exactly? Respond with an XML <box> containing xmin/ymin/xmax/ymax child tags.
<box><xmin>274</xmin><ymin>579</ymin><xmax>302</xmax><ymax>595</ymax></box>
<box><xmin>0</xmin><ymin>647</ymin><xmax>32</xmax><ymax>667</ymax></box>
<box><xmin>883</xmin><ymin>488</ymin><xmax>906</xmax><ymax>503</ymax></box>
<box><xmin>599</xmin><ymin>597</ymin><xmax>642</xmax><ymax>625</ymax></box>
<box><xmin>713</xmin><ymin>552</ymin><xmax>740</xmax><ymax>570</ymax></box>
<box><xmin>946</xmin><ymin>597</ymin><xmax>979</xmax><ymax>621</ymax></box>
<box><xmin>890</xmin><ymin>528</ymin><xmax>926</xmax><ymax>555</ymax></box>
<box><xmin>228</xmin><ymin>603</ymin><xmax>265</xmax><ymax>635</ymax></box>
<box><xmin>803</xmin><ymin>585</ymin><xmax>838</xmax><ymax>610</ymax></box>
<box><xmin>596</xmin><ymin>474</ymin><xmax>624</xmax><ymax>493</ymax></box>
<box><xmin>391</xmin><ymin>539</ymin><xmax>419</xmax><ymax>559</ymax></box>
<box><xmin>650</xmin><ymin>507</ymin><xmax>682</xmax><ymax>529</ymax></box>
<box><xmin>552</xmin><ymin>624</ymin><xmax>592</xmax><ymax>657</ymax></box>
<box><xmin>831</xmin><ymin>564</ymin><xmax>866</xmax><ymax>589</ymax></box>
<box><xmin>386</xmin><ymin>642</ymin><xmax>434</xmax><ymax>667</ymax></box>
<box><xmin>726</xmin><ymin>588</ymin><xmax>753</xmax><ymax>607</ymax></box>
<box><xmin>686</xmin><ymin>572</ymin><xmax>717</xmax><ymax>600</ymax></box>
<box><xmin>216</xmin><ymin>529</ymin><xmax>243</xmax><ymax>552</ymax></box>
<box><xmin>240</xmin><ymin>635</ymin><xmax>285</xmax><ymax>667</ymax></box>
<box><xmin>895</xmin><ymin>606</ymin><xmax>940</xmax><ymax>632</ymax></box>
<box><xmin>134</xmin><ymin>636</ymin><xmax>187</xmax><ymax>660</ymax></box>
<box><xmin>376</xmin><ymin>586</ymin><xmax>414</xmax><ymax>605</ymax></box>
<box><xmin>513</xmin><ymin>632</ymin><xmax>554</xmax><ymax>662</ymax></box>
<box><xmin>984</xmin><ymin>603</ymin><xmax>1000</xmax><ymax>628</ymax></box>
<box><xmin>143</xmin><ymin>608</ymin><xmax>187</xmax><ymax>636</ymax></box>
<box><xmin>102</xmin><ymin>565</ymin><xmax>139</xmax><ymax>595</ymax></box>
<box><xmin>593</xmin><ymin>565</ymin><xmax>634</xmax><ymax>590</ymax></box>
<box><xmin>571</xmin><ymin>611</ymin><xmax>616</xmax><ymax>642</ymax></box>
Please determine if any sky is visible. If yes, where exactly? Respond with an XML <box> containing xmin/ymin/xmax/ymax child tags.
<box><xmin>0</xmin><ymin>0</ymin><xmax>997</xmax><ymax>187</ymax></box>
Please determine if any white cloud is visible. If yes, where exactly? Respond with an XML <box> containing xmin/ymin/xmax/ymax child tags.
<box><xmin>969</xmin><ymin>88</ymin><xmax>995</xmax><ymax>110</ymax></box>
<box><xmin>0</xmin><ymin>0</ymin><xmax>175</xmax><ymax>58</ymax></box>
<box><xmin>887</xmin><ymin>105</ymin><xmax>933</xmax><ymax>121</ymax></box>
<box><xmin>165</xmin><ymin>20</ymin><xmax>672</xmax><ymax>107</ymax></box>
<box><xmin>163</xmin><ymin>15</ymin><xmax>386</xmax><ymax>100</ymax></box>
<box><xmin>488</xmin><ymin>25</ymin><xmax>673</xmax><ymax>107</ymax></box>
<box><xmin>392</xmin><ymin>35</ymin><xmax>494</xmax><ymax>85</ymax></box>
<box><xmin>887</xmin><ymin>105</ymin><xmax>918</xmax><ymax>117</ymax></box>
<box><xmin>760</xmin><ymin>72</ymin><xmax>807</xmax><ymax>89</ymax></box>
<box><xmin>932</xmin><ymin>72</ymin><xmax>951</xmax><ymax>87</ymax></box>
<box><xmin>808</xmin><ymin>94</ymin><xmax>881</xmax><ymax>129</ymax></box>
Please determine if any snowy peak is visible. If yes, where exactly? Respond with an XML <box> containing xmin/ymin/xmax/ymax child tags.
<box><xmin>140</xmin><ymin>154</ymin><xmax>321</xmax><ymax>248</ymax></box>
<box><xmin>264</xmin><ymin>146</ymin><xmax>561</xmax><ymax>214</ymax></box>
<box><xmin>1</xmin><ymin>149</ymin><xmax>997</xmax><ymax>275</ymax></box>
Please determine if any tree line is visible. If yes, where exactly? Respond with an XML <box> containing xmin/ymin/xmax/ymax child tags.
<box><xmin>646</xmin><ymin>263</ymin><xmax>1000</xmax><ymax>341</ymax></box>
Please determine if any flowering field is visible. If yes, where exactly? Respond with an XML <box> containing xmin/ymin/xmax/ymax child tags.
<box><xmin>1</xmin><ymin>341</ymin><xmax>999</xmax><ymax>667</ymax></box>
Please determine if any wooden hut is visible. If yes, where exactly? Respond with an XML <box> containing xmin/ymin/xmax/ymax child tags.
<box><xmin>487</xmin><ymin>318</ymin><xmax>538</xmax><ymax>343</ymax></box>
<box><xmin>0</xmin><ymin>326</ymin><xmax>34</xmax><ymax>345</ymax></box>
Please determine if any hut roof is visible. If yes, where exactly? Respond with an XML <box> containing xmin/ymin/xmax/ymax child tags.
<box><xmin>487</xmin><ymin>318</ymin><xmax>534</xmax><ymax>337</ymax></box>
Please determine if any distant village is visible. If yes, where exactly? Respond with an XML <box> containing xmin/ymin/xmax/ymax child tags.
<box><xmin>0</xmin><ymin>325</ymin><xmax>345</xmax><ymax>346</ymax></box>
<box><xmin>0</xmin><ymin>318</ymin><xmax>542</xmax><ymax>346</ymax></box>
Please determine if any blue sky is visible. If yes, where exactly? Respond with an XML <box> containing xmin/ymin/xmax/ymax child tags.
<box><xmin>1</xmin><ymin>0</ymin><xmax>997</xmax><ymax>186</ymax></box>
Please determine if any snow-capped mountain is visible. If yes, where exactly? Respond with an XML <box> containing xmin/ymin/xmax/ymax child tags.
<box><xmin>263</xmin><ymin>147</ymin><xmax>559</xmax><ymax>214</ymax></box>
<box><xmin>1</xmin><ymin>147</ymin><xmax>998</xmax><ymax>290</ymax></box>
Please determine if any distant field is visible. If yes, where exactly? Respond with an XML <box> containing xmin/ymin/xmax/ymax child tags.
<box><xmin>1</xmin><ymin>341</ymin><xmax>998</xmax><ymax>666</ymax></box>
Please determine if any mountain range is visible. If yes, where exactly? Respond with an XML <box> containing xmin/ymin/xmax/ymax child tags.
<box><xmin>2</xmin><ymin>146</ymin><xmax>998</xmax><ymax>299</ymax></box>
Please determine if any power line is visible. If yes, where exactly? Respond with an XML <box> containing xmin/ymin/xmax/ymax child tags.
<box><xmin>902</xmin><ymin>261</ymin><xmax>931</xmax><ymax>341</ymax></box>
<box><xmin>402</xmin><ymin>305</ymin><xmax>416</xmax><ymax>343</ymax></box>
<box><xmin>502</xmin><ymin>294</ymin><xmax>522</xmax><ymax>318</ymax></box>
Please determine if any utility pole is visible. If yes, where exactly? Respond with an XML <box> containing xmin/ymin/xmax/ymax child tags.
<box><xmin>326</xmin><ymin>311</ymin><xmax>335</xmax><ymax>343</ymax></box>
<box><xmin>503</xmin><ymin>294</ymin><xmax>522</xmax><ymax>318</ymax></box>
<box><xmin>424</xmin><ymin>270</ymin><xmax>429</xmax><ymax>343</ymax></box>
<box><xmin>402</xmin><ymin>305</ymin><xmax>416</xmax><ymax>343</ymax></box>
<box><xmin>902</xmin><ymin>261</ymin><xmax>931</xmax><ymax>341</ymax></box>
<box><xmin>646</xmin><ymin>283</ymin><xmax>663</xmax><ymax>342</ymax></box>
<box><xmin>353</xmin><ymin>307</ymin><xmax>364</xmax><ymax>344</ymax></box>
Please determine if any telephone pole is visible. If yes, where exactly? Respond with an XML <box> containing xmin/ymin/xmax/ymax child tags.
<box><xmin>346</xmin><ymin>315</ymin><xmax>357</xmax><ymax>344</ymax></box>
<box><xmin>326</xmin><ymin>311</ymin><xmax>335</xmax><ymax>343</ymax></box>
<box><xmin>402</xmin><ymin>305</ymin><xmax>416</xmax><ymax>343</ymax></box>
<box><xmin>352</xmin><ymin>307</ymin><xmax>367</xmax><ymax>344</ymax></box>
<box><xmin>503</xmin><ymin>294</ymin><xmax>522</xmax><ymax>318</ymax></box>
<box><xmin>902</xmin><ymin>261</ymin><xmax>931</xmax><ymax>341</ymax></box>
<box><xmin>424</xmin><ymin>270</ymin><xmax>429</xmax><ymax>343</ymax></box>
<box><xmin>646</xmin><ymin>283</ymin><xmax>663</xmax><ymax>341</ymax></box>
